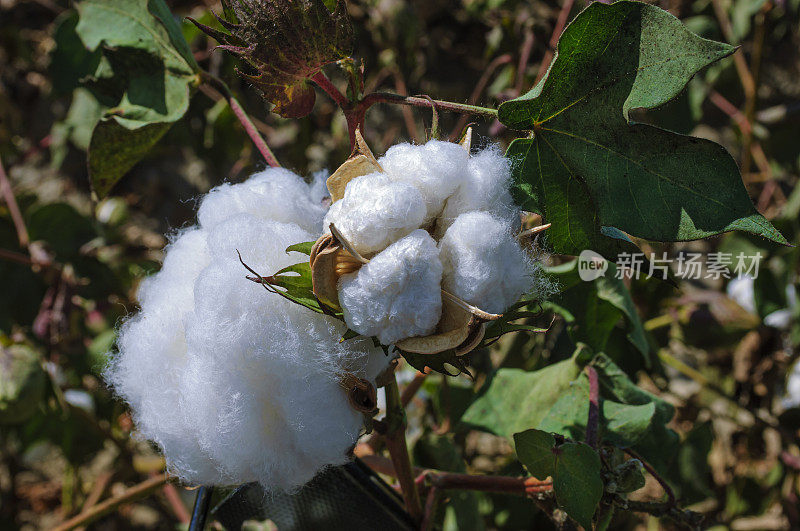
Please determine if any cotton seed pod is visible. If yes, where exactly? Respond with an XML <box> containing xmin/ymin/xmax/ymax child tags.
<box><xmin>310</xmin><ymin>129</ymin><xmax>509</xmax><ymax>355</ymax></box>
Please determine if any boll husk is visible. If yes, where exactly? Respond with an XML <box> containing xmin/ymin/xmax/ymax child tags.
<box><xmin>315</xmin><ymin>129</ymin><xmax>545</xmax><ymax>355</ymax></box>
<box><xmin>106</xmin><ymin>168</ymin><xmax>390</xmax><ymax>491</ymax></box>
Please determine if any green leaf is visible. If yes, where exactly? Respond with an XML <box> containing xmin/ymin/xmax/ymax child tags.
<box><xmin>553</xmin><ymin>442</ymin><xmax>603</xmax><ymax>530</ymax></box>
<box><xmin>461</xmin><ymin>357</ymin><xmax>582</xmax><ymax>438</ymax></box>
<box><xmin>75</xmin><ymin>0</ymin><xmax>198</xmax><ymax>75</ymax></box>
<box><xmin>285</xmin><ymin>241</ymin><xmax>317</xmax><ymax>256</ymax></box>
<box><xmin>513</xmin><ymin>429</ymin><xmax>556</xmax><ymax>480</ymax></box>
<box><xmin>88</xmin><ymin>120</ymin><xmax>172</xmax><ymax>199</ymax></box>
<box><xmin>499</xmin><ymin>0</ymin><xmax>786</xmax><ymax>257</ymax></box>
<box><xmin>603</xmin><ymin>400</ymin><xmax>656</xmax><ymax>447</ymax></box>
<box><xmin>74</xmin><ymin>0</ymin><xmax>200</xmax><ymax>197</ymax></box>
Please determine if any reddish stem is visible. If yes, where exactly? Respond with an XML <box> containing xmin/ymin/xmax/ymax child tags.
<box><xmin>586</xmin><ymin>365</ymin><xmax>599</xmax><ymax>449</ymax></box>
<box><xmin>0</xmin><ymin>154</ymin><xmax>30</xmax><ymax>249</ymax></box>
<box><xmin>199</xmin><ymin>73</ymin><xmax>279</xmax><ymax>168</ymax></box>
<box><xmin>311</xmin><ymin>70</ymin><xmax>351</xmax><ymax>110</ymax></box>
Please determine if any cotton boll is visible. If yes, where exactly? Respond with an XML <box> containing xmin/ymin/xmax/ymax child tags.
<box><xmin>108</xmin><ymin>174</ymin><xmax>390</xmax><ymax>492</ymax></box>
<box><xmin>379</xmin><ymin>140</ymin><xmax>469</xmax><ymax>222</ymax></box>
<box><xmin>436</xmin><ymin>146</ymin><xmax>520</xmax><ymax>238</ymax></box>
<box><xmin>439</xmin><ymin>211</ymin><xmax>533</xmax><ymax>314</ymax></box>
<box><xmin>339</xmin><ymin>230</ymin><xmax>443</xmax><ymax>345</ymax></box>
<box><xmin>323</xmin><ymin>173</ymin><xmax>426</xmax><ymax>255</ymax></box>
<box><xmin>197</xmin><ymin>167</ymin><xmax>328</xmax><ymax>234</ymax></box>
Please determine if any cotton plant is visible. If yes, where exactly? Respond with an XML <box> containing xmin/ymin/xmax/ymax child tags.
<box><xmin>108</xmin><ymin>128</ymin><xmax>550</xmax><ymax>492</ymax></box>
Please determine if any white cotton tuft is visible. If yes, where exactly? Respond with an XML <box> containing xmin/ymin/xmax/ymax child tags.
<box><xmin>439</xmin><ymin>211</ymin><xmax>534</xmax><ymax>314</ymax></box>
<box><xmin>323</xmin><ymin>173</ymin><xmax>426</xmax><ymax>255</ymax></box>
<box><xmin>379</xmin><ymin>140</ymin><xmax>469</xmax><ymax>222</ymax></box>
<box><xmin>107</xmin><ymin>170</ymin><xmax>389</xmax><ymax>492</ymax></box>
<box><xmin>197</xmin><ymin>167</ymin><xmax>328</xmax><ymax>234</ymax></box>
<box><xmin>339</xmin><ymin>230</ymin><xmax>443</xmax><ymax>345</ymax></box>
<box><xmin>436</xmin><ymin>145</ymin><xmax>520</xmax><ymax>237</ymax></box>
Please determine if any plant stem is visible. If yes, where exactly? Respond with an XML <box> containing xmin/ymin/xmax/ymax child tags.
<box><xmin>199</xmin><ymin>72</ymin><xmax>280</xmax><ymax>168</ymax></box>
<box><xmin>586</xmin><ymin>365</ymin><xmax>599</xmax><ymax>449</ymax></box>
<box><xmin>0</xmin><ymin>154</ymin><xmax>30</xmax><ymax>249</ymax></box>
<box><xmin>52</xmin><ymin>475</ymin><xmax>169</xmax><ymax>531</ymax></box>
<box><xmin>361</xmin><ymin>92</ymin><xmax>498</xmax><ymax>118</ymax></box>
<box><xmin>356</xmin><ymin>452</ymin><xmax>553</xmax><ymax>497</ymax></box>
<box><xmin>624</xmin><ymin>448</ymin><xmax>676</xmax><ymax>506</ymax></box>
<box><xmin>384</xmin><ymin>374</ymin><xmax>423</xmax><ymax>522</ymax></box>
<box><xmin>311</xmin><ymin>70</ymin><xmax>350</xmax><ymax>109</ymax></box>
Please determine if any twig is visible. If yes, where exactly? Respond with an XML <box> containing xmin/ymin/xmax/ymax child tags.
<box><xmin>618</xmin><ymin>499</ymin><xmax>703</xmax><ymax>530</ymax></box>
<box><xmin>419</xmin><ymin>486</ymin><xmax>440</xmax><ymax>531</ymax></box>
<box><xmin>624</xmin><ymin>448</ymin><xmax>676</xmax><ymax>506</ymax></box>
<box><xmin>400</xmin><ymin>369</ymin><xmax>429</xmax><ymax>407</ymax></box>
<box><xmin>392</xmin><ymin>70</ymin><xmax>421</xmax><ymax>143</ymax></box>
<box><xmin>450</xmin><ymin>54</ymin><xmax>512</xmax><ymax>139</ymax></box>
<box><xmin>357</xmin><ymin>452</ymin><xmax>552</xmax><ymax>497</ymax></box>
<box><xmin>586</xmin><ymin>366</ymin><xmax>599</xmax><ymax>449</ymax></box>
<box><xmin>0</xmin><ymin>154</ymin><xmax>30</xmax><ymax>249</ymax></box>
<box><xmin>199</xmin><ymin>72</ymin><xmax>280</xmax><ymax>168</ymax></box>
<box><xmin>311</xmin><ymin>70</ymin><xmax>350</xmax><ymax>109</ymax></box>
<box><xmin>52</xmin><ymin>475</ymin><xmax>170</xmax><ymax>531</ymax></box>
<box><xmin>515</xmin><ymin>29</ymin><xmax>536</xmax><ymax>95</ymax></box>
<box><xmin>535</xmin><ymin>0</ymin><xmax>576</xmax><ymax>85</ymax></box>
<box><xmin>361</xmin><ymin>92</ymin><xmax>498</xmax><ymax>118</ymax></box>
<box><xmin>159</xmin><ymin>478</ymin><xmax>191</xmax><ymax>524</ymax></box>
<box><xmin>384</xmin><ymin>374</ymin><xmax>423</xmax><ymax>522</ymax></box>
<box><xmin>74</xmin><ymin>471</ymin><xmax>113</xmax><ymax>531</ymax></box>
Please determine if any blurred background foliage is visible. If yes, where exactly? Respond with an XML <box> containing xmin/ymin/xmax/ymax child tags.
<box><xmin>0</xmin><ymin>0</ymin><xmax>799</xmax><ymax>529</ymax></box>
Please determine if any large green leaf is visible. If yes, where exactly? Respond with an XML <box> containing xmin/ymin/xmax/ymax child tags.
<box><xmin>73</xmin><ymin>0</ymin><xmax>200</xmax><ymax>197</ymax></box>
<box><xmin>461</xmin><ymin>357</ymin><xmax>582</xmax><ymax>438</ymax></box>
<box><xmin>499</xmin><ymin>0</ymin><xmax>787</xmax><ymax>257</ymax></box>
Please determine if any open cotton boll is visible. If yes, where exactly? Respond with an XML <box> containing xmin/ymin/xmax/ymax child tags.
<box><xmin>436</xmin><ymin>146</ymin><xmax>520</xmax><ymax>238</ymax></box>
<box><xmin>323</xmin><ymin>172</ymin><xmax>426</xmax><ymax>255</ymax></box>
<box><xmin>379</xmin><ymin>140</ymin><xmax>469</xmax><ymax>222</ymax></box>
<box><xmin>439</xmin><ymin>211</ymin><xmax>533</xmax><ymax>315</ymax></box>
<box><xmin>197</xmin><ymin>167</ymin><xmax>328</xmax><ymax>234</ymax></box>
<box><xmin>339</xmin><ymin>229</ymin><xmax>443</xmax><ymax>345</ymax></box>
<box><xmin>108</xmin><ymin>171</ymin><xmax>390</xmax><ymax>491</ymax></box>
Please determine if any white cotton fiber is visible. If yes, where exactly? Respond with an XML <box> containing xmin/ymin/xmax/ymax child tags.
<box><xmin>339</xmin><ymin>230</ymin><xmax>443</xmax><ymax>345</ymax></box>
<box><xmin>107</xmin><ymin>170</ymin><xmax>390</xmax><ymax>491</ymax></box>
<box><xmin>323</xmin><ymin>173</ymin><xmax>426</xmax><ymax>255</ymax></box>
<box><xmin>197</xmin><ymin>167</ymin><xmax>329</xmax><ymax>234</ymax></box>
<box><xmin>436</xmin><ymin>145</ymin><xmax>520</xmax><ymax>237</ymax></box>
<box><xmin>439</xmin><ymin>211</ymin><xmax>533</xmax><ymax>314</ymax></box>
<box><xmin>379</xmin><ymin>140</ymin><xmax>469</xmax><ymax>223</ymax></box>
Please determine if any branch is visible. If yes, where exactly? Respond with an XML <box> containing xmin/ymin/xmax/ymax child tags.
<box><xmin>586</xmin><ymin>365</ymin><xmax>599</xmax><ymax>449</ymax></box>
<box><xmin>450</xmin><ymin>54</ymin><xmax>512</xmax><ymax>139</ymax></box>
<box><xmin>361</xmin><ymin>92</ymin><xmax>498</xmax><ymax>118</ymax></box>
<box><xmin>535</xmin><ymin>0</ymin><xmax>576</xmax><ymax>85</ymax></box>
<box><xmin>619</xmin><ymin>499</ymin><xmax>703</xmax><ymax>530</ymax></box>
<box><xmin>356</xmin><ymin>452</ymin><xmax>553</xmax><ymax>498</ymax></box>
<box><xmin>623</xmin><ymin>448</ymin><xmax>676</xmax><ymax>506</ymax></box>
<box><xmin>199</xmin><ymin>72</ymin><xmax>280</xmax><ymax>168</ymax></box>
<box><xmin>0</xmin><ymin>154</ymin><xmax>30</xmax><ymax>249</ymax></box>
<box><xmin>311</xmin><ymin>70</ymin><xmax>350</xmax><ymax>109</ymax></box>
<box><xmin>383</xmin><ymin>374</ymin><xmax>423</xmax><ymax>522</ymax></box>
<box><xmin>52</xmin><ymin>475</ymin><xmax>170</xmax><ymax>531</ymax></box>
